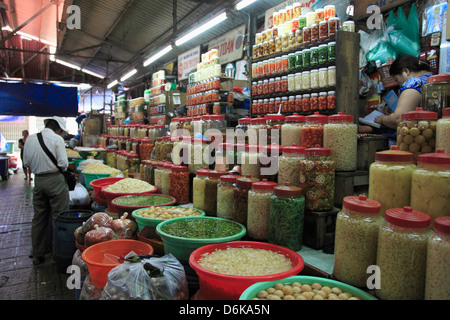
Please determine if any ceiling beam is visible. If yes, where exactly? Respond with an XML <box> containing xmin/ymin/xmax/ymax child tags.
<box><xmin>11</xmin><ymin>45</ymin><xmax>48</xmax><ymax>76</ymax></box>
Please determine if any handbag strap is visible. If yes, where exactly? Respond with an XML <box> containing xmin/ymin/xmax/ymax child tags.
<box><xmin>37</xmin><ymin>132</ymin><xmax>63</xmax><ymax>174</ymax></box>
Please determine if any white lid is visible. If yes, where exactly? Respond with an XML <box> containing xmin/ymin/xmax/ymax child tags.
<box><xmin>319</xmin><ymin>68</ymin><xmax>327</xmax><ymax>71</ymax></box>
<box><xmin>320</xmin><ymin>92</ymin><xmax>328</xmax><ymax>96</ymax></box>
<box><xmin>328</xmin><ymin>91</ymin><xmax>335</xmax><ymax>95</ymax></box>
<box><xmin>328</xmin><ymin>65</ymin><xmax>336</xmax><ymax>69</ymax></box>
<box><xmin>311</xmin><ymin>69</ymin><xmax>319</xmax><ymax>73</ymax></box>
<box><xmin>303</xmin><ymin>94</ymin><xmax>310</xmax><ymax>98</ymax></box>
<box><xmin>289</xmin><ymin>96</ymin><xmax>295</xmax><ymax>100</ymax></box>
<box><xmin>296</xmin><ymin>95</ymin><xmax>302</xmax><ymax>98</ymax></box>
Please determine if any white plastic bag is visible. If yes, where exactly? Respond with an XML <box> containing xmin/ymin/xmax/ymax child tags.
<box><xmin>69</xmin><ymin>183</ymin><xmax>91</xmax><ymax>207</ymax></box>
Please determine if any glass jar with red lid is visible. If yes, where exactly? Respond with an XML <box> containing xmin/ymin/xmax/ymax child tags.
<box><xmin>278</xmin><ymin>143</ymin><xmax>306</xmax><ymax>187</ymax></box>
<box><xmin>260</xmin><ymin>143</ymin><xmax>282</xmax><ymax>183</ymax></box>
<box><xmin>301</xmin><ymin>112</ymin><xmax>328</xmax><ymax>148</ymax></box>
<box><xmin>193</xmin><ymin>167</ymin><xmax>210</xmax><ymax>211</ymax></box>
<box><xmin>204</xmin><ymin>170</ymin><xmax>223</xmax><ymax>216</ymax></box>
<box><xmin>232</xmin><ymin>175</ymin><xmax>260</xmax><ymax>226</ymax></box>
<box><xmin>248</xmin><ymin>116</ymin><xmax>267</xmax><ymax>145</ymax></box>
<box><xmin>169</xmin><ymin>165</ymin><xmax>190</xmax><ymax>204</ymax></box>
<box><xmin>217</xmin><ymin>174</ymin><xmax>239</xmax><ymax>220</ymax></box>
<box><xmin>247</xmin><ymin>179</ymin><xmax>278</xmax><ymax>240</ymax></box>
<box><xmin>333</xmin><ymin>195</ymin><xmax>383</xmax><ymax>287</ymax></box>
<box><xmin>411</xmin><ymin>149</ymin><xmax>450</xmax><ymax>224</ymax></box>
<box><xmin>236</xmin><ymin>116</ymin><xmax>251</xmax><ymax>143</ymax></box>
<box><xmin>266</xmin><ymin>114</ymin><xmax>285</xmax><ymax>143</ymax></box>
<box><xmin>376</xmin><ymin>206</ymin><xmax>431</xmax><ymax>300</ymax></box>
<box><xmin>281</xmin><ymin>114</ymin><xmax>305</xmax><ymax>147</ymax></box>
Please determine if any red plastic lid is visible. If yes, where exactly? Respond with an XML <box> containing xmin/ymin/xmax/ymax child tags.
<box><xmin>154</xmin><ymin>125</ymin><xmax>165</xmax><ymax>128</ymax></box>
<box><xmin>238</xmin><ymin>116</ymin><xmax>251</xmax><ymax>124</ymax></box>
<box><xmin>375</xmin><ymin>145</ymin><xmax>414</xmax><ymax>163</ymax></box>
<box><xmin>250</xmin><ymin>116</ymin><xmax>266</xmax><ymax>125</ymax></box>
<box><xmin>220</xmin><ymin>174</ymin><xmax>238</xmax><ymax>182</ymax></box>
<box><xmin>245</xmin><ymin>144</ymin><xmax>261</xmax><ymax>152</ymax></box>
<box><xmin>206</xmin><ymin>170</ymin><xmax>223</xmax><ymax>179</ymax></box>
<box><xmin>434</xmin><ymin>216</ymin><xmax>450</xmax><ymax>235</ymax></box>
<box><xmin>285</xmin><ymin>113</ymin><xmax>306</xmax><ymax>122</ymax></box>
<box><xmin>156</xmin><ymin>137</ymin><xmax>163</xmax><ymax>141</ymax></box>
<box><xmin>443</xmin><ymin>108</ymin><xmax>450</xmax><ymax>117</ymax></box>
<box><xmin>211</xmin><ymin>114</ymin><xmax>225</xmax><ymax>120</ymax></box>
<box><xmin>385</xmin><ymin>206</ymin><xmax>431</xmax><ymax>229</ymax></box>
<box><xmin>252</xmin><ymin>179</ymin><xmax>277</xmax><ymax>191</ymax></box>
<box><xmin>156</xmin><ymin>161</ymin><xmax>166</xmax><ymax>168</ymax></box>
<box><xmin>141</xmin><ymin>138</ymin><xmax>152</xmax><ymax>144</ymax></box>
<box><xmin>262</xmin><ymin>143</ymin><xmax>283</xmax><ymax>154</ymax></box>
<box><xmin>127</xmin><ymin>153</ymin><xmax>139</xmax><ymax>158</ymax></box>
<box><xmin>236</xmin><ymin>174</ymin><xmax>259</xmax><ymax>188</ymax></box>
<box><xmin>171</xmin><ymin>117</ymin><xmax>179</xmax><ymax>122</ymax></box>
<box><xmin>343</xmin><ymin>195</ymin><xmax>381</xmax><ymax>214</ymax></box>
<box><xmin>427</xmin><ymin>74</ymin><xmax>450</xmax><ymax>83</ymax></box>
<box><xmin>306</xmin><ymin>145</ymin><xmax>331</xmax><ymax>156</ymax></box>
<box><xmin>328</xmin><ymin>112</ymin><xmax>354</xmax><ymax>122</ymax></box>
<box><xmin>202</xmin><ymin>114</ymin><xmax>211</xmax><ymax>120</ymax></box>
<box><xmin>192</xmin><ymin>137</ymin><xmax>207</xmax><ymax>144</ymax></box>
<box><xmin>171</xmin><ymin>165</ymin><xmax>188</xmax><ymax>172</ymax></box>
<box><xmin>274</xmin><ymin>182</ymin><xmax>303</xmax><ymax>197</ymax></box>
<box><xmin>196</xmin><ymin>168</ymin><xmax>210</xmax><ymax>176</ymax></box>
<box><xmin>417</xmin><ymin>149</ymin><xmax>450</xmax><ymax>165</ymax></box>
<box><xmin>266</xmin><ymin>114</ymin><xmax>286</xmax><ymax>121</ymax></box>
<box><xmin>401</xmin><ymin>107</ymin><xmax>438</xmax><ymax>120</ymax></box>
<box><xmin>163</xmin><ymin>162</ymin><xmax>174</xmax><ymax>169</ymax></box>
<box><xmin>305</xmin><ymin>112</ymin><xmax>328</xmax><ymax>124</ymax></box>
<box><xmin>283</xmin><ymin>144</ymin><xmax>306</xmax><ymax>154</ymax></box>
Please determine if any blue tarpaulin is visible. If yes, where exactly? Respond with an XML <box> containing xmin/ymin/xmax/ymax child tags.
<box><xmin>0</xmin><ymin>116</ymin><xmax>25</xmax><ymax>122</ymax></box>
<box><xmin>0</xmin><ymin>82</ymin><xmax>78</xmax><ymax>117</ymax></box>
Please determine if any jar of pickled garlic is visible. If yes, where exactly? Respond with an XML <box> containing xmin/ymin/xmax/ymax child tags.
<box><xmin>301</xmin><ymin>112</ymin><xmax>328</xmax><ymax>148</ymax></box>
<box><xmin>327</xmin><ymin>66</ymin><xmax>336</xmax><ymax>87</ymax></box>
<box><xmin>233</xmin><ymin>175</ymin><xmax>259</xmax><ymax>226</ymax></box>
<box><xmin>319</xmin><ymin>67</ymin><xmax>328</xmax><ymax>88</ymax></box>
<box><xmin>278</xmin><ymin>144</ymin><xmax>306</xmax><ymax>187</ymax></box>
<box><xmin>368</xmin><ymin>146</ymin><xmax>416</xmax><ymax>216</ymax></box>
<box><xmin>410</xmin><ymin>149</ymin><xmax>450</xmax><ymax>224</ymax></box>
<box><xmin>324</xmin><ymin>112</ymin><xmax>358</xmax><ymax>171</ymax></box>
<box><xmin>161</xmin><ymin>162</ymin><xmax>173</xmax><ymax>195</ymax></box>
<box><xmin>397</xmin><ymin>107</ymin><xmax>438</xmax><ymax>161</ymax></box>
<box><xmin>436</xmin><ymin>107</ymin><xmax>450</xmax><ymax>153</ymax></box>
<box><xmin>248</xmin><ymin>179</ymin><xmax>278</xmax><ymax>240</ymax></box>
<box><xmin>269</xmin><ymin>182</ymin><xmax>305</xmax><ymax>250</ymax></box>
<box><xmin>295</xmin><ymin>72</ymin><xmax>302</xmax><ymax>91</ymax></box>
<box><xmin>302</xmin><ymin>71</ymin><xmax>311</xmax><ymax>90</ymax></box>
<box><xmin>310</xmin><ymin>69</ymin><xmax>319</xmax><ymax>89</ymax></box>
<box><xmin>154</xmin><ymin>161</ymin><xmax>166</xmax><ymax>193</ymax></box>
<box><xmin>282</xmin><ymin>114</ymin><xmax>305</xmax><ymax>147</ymax></box>
<box><xmin>288</xmin><ymin>73</ymin><xmax>295</xmax><ymax>92</ymax></box>
<box><xmin>217</xmin><ymin>174</ymin><xmax>238</xmax><ymax>220</ymax></box>
<box><xmin>204</xmin><ymin>170</ymin><xmax>222</xmax><ymax>216</ymax></box>
<box><xmin>169</xmin><ymin>165</ymin><xmax>190</xmax><ymax>204</ymax></box>
<box><xmin>193</xmin><ymin>168</ymin><xmax>210</xmax><ymax>211</ymax></box>
<box><xmin>376</xmin><ymin>206</ymin><xmax>431</xmax><ymax>300</ymax></box>
<box><xmin>425</xmin><ymin>216</ymin><xmax>450</xmax><ymax>300</ymax></box>
<box><xmin>333</xmin><ymin>195</ymin><xmax>383</xmax><ymax>288</ymax></box>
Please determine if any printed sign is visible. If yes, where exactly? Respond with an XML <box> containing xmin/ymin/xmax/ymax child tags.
<box><xmin>178</xmin><ymin>46</ymin><xmax>200</xmax><ymax>80</ymax></box>
<box><xmin>208</xmin><ymin>25</ymin><xmax>246</xmax><ymax>65</ymax></box>
<box><xmin>264</xmin><ymin>0</ymin><xmax>320</xmax><ymax>30</ymax></box>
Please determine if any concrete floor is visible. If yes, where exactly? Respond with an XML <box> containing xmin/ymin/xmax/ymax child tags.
<box><xmin>0</xmin><ymin>170</ymin><xmax>76</xmax><ymax>300</ymax></box>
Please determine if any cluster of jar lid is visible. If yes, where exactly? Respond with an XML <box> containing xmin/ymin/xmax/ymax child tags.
<box><xmin>252</xmin><ymin>92</ymin><xmax>335</xmax><ymax>115</ymax></box>
<box><xmin>252</xmin><ymin>66</ymin><xmax>336</xmax><ymax>97</ymax></box>
<box><xmin>186</xmin><ymin>90</ymin><xmax>220</xmax><ymax>107</ymax></box>
<box><xmin>254</xmin><ymin>5</ymin><xmax>339</xmax><ymax>61</ymax></box>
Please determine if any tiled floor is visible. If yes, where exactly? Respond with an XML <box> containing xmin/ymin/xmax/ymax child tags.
<box><xmin>0</xmin><ymin>169</ymin><xmax>76</xmax><ymax>300</ymax></box>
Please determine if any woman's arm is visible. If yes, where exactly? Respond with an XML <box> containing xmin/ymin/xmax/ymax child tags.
<box><xmin>375</xmin><ymin>89</ymin><xmax>422</xmax><ymax>129</ymax></box>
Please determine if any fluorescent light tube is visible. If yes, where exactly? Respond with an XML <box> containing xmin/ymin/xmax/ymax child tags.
<box><xmin>49</xmin><ymin>46</ymin><xmax>56</xmax><ymax>61</ymax></box>
<box><xmin>40</xmin><ymin>38</ymin><xmax>57</xmax><ymax>47</ymax></box>
<box><xmin>17</xmin><ymin>31</ymin><xmax>39</xmax><ymax>41</ymax></box>
<box><xmin>55</xmin><ymin>58</ymin><xmax>81</xmax><ymax>70</ymax></box>
<box><xmin>235</xmin><ymin>0</ymin><xmax>258</xmax><ymax>10</ymax></box>
<box><xmin>81</xmin><ymin>68</ymin><xmax>105</xmax><ymax>79</ymax></box>
<box><xmin>143</xmin><ymin>44</ymin><xmax>173</xmax><ymax>67</ymax></box>
<box><xmin>1</xmin><ymin>26</ymin><xmax>12</xmax><ymax>31</ymax></box>
<box><xmin>175</xmin><ymin>12</ymin><xmax>227</xmax><ymax>46</ymax></box>
<box><xmin>107</xmin><ymin>80</ymin><xmax>118</xmax><ymax>89</ymax></box>
<box><xmin>120</xmin><ymin>68</ymin><xmax>137</xmax><ymax>81</ymax></box>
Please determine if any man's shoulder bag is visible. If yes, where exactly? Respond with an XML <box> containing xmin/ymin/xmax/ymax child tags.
<box><xmin>37</xmin><ymin>132</ymin><xmax>76</xmax><ymax>191</ymax></box>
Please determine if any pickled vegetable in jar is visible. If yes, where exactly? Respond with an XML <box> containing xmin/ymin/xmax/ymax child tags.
<box><xmin>369</xmin><ymin>146</ymin><xmax>416</xmax><ymax>216</ymax></box>
<box><xmin>278</xmin><ymin>144</ymin><xmax>306</xmax><ymax>187</ymax></box>
<box><xmin>301</xmin><ymin>112</ymin><xmax>328</xmax><ymax>148</ymax></box>
<box><xmin>333</xmin><ymin>195</ymin><xmax>383</xmax><ymax>288</ymax></box>
<box><xmin>139</xmin><ymin>139</ymin><xmax>154</xmax><ymax>161</ymax></box>
<box><xmin>233</xmin><ymin>175</ymin><xmax>259</xmax><ymax>226</ymax></box>
<box><xmin>260</xmin><ymin>144</ymin><xmax>280</xmax><ymax>183</ymax></box>
<box><xmin>217</xmin><ymin>174</ymin><xmax>238</xmax><ymax>220</ymax></box>
<box><xmin>310</xmin><ymin>69</ymin><xmax>319</xmax><ymax>89</ymax></box>
<box><xmin>300</xmin><ymin>145</ymin><xmax>335</xmax><ymax>211</ymax></box>
<box><xmin>410</xmin><ymin>149</ymin><xmax>450</xmax><ymax>224</ymax></box>
<box><xmin>204</xmin><ymin>170</ymin><xmax>222</xmax><ymax>217</ymax></box>
<box><xmin>241</xmin><ymin>144</ymin><xmax>261</xmax><ymax>179</ymax></box>
<box><xmin>247</xmin><ymin>179</ymin><xmax>278</xmax><ymax>240</ymax></box>
<box><xmin>169</xmin><ymin>165</ymin><xmax>190</xmax><ymax>204</ymax></box>
<box><xmin>302</xmin><ymin>49</ymin><xmax>311</xmax><ymax>68</ymax></box>
<box><xmin>161</xmin><ymin>162</ymin><xmax>173</xmax><ymax>195</ymax></box>
<box><xmin>324</xmin><ymin>112</ymin><xmax>358</xmax><ymax>171</ymax></box>
<box><xmin>193</xmin><ymin>168</ymin><xmax>210</xmax><ymax>211</ymax></box>
<box><xmin>310</xmin><ymin>46</ymin><xmax>319</xmax><ymax>67</ymax></box>
<box><xmin>376</xmin><ymin>206</ymin><xmax>431</xmax><ymax>300</ymax></box>
<box><xmin>154</xmin><ymin>161</ymin><xmax>167</xmax><ymax>194</ymax></box>
<box><xmin>397</xmin><ymin>107</ymin><xmax>438</xmax><ymax>162</ymax></box>
<box><xmin>281</xmin><ymin>113</ymin><xmax>305</xmax><ymax>147</ymax></box>
<box><xmin>425</xmin><ymin>216</ymin><xmax>450</xmax><ymax>300</ymax></box>
<box><xmin>269</xmin><ymin>183</ymin><xmax>305</xmax><ymax>251</ymax></box>
<box><xmin>436</xmin><ymin>107</ymin><xmax>450</xmax><ymax>153</ymax></box>
<box><xmin>189</xmin><ymin>138</ymin><xmax>208</xmax><ymax>174</ymax></box>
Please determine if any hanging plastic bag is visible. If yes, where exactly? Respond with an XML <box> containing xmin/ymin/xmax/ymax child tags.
<box><xmin>101</xmin><ymin>254</ymin><xmax>189</xmax><ymax>300</ymax></box>
<box><xmin>388</xmin><ymin>29</ymin><xmax>421</xmax><ymax>57</ymax></box>
<box><xmin>366</xmin><ymin>39</ymin><xmax>398</xmax><ymax>64</ymax></box>
<box><xmin>405</xmin><ymin>3</ymin><xmax>420</xmax><ymax>45</ymax></box>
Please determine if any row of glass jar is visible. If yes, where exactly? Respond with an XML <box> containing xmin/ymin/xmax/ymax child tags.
<box><xmin>169</xmin><ymin>114</ymin><xmax>227</xmax><ymax>137</ymax></box>
<box><xmin>186</xmin><ymin>90</ymin><xmax>220</xmax><ymax>106</ymax></box>
<box><xmin>252</xmin><ymin>91</ymin><xmax>336</xmax><ymax>114</ymax></box>
<box><xmin>252</xmin><ymin>67</ymin><xmax>336</xmax><ymax>96</ymax></box>
<box><xmin>186</xmin><ymin>77</ymin><xmax>221</xmax><ymax>95</ymax></box>
<box><xmin>114</xmin><ymin>150</ymin><xmax>140</xmax><ymax>173</ymax></box>
<box><xmin>152</xmin><ymin>162</ymin><xmax>190</xmax><ymax>204</ymax></box>
<box><xmin>252</xmin><ymin>43</ymin><xmax>336</xmax><ymax>78</ymax></box>
<box><xmin>333</xmin><ymin>194</ymin><xmax>450</xmax><ymax>300</ymax></box>
<box><xmin>107</xmin><ymin>124</ymin><xmax>166</xmax><ymax>140</ymax></box>
<box><xmin>106</xmin><ymin>136</ymin><xmax>154</xmax><ymax>160</ymax></box>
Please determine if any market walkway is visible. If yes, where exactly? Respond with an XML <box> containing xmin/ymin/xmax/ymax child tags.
<box><xmin>0</xmin><ymin>170</ymin><xmax>76</xmax><ymax>300</ymax></box>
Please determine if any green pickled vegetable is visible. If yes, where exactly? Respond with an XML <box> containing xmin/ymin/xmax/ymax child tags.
<box><xmin>300</xmin><ymin>159</ymin><xmax>335</xmax><ymax>211</ymax></box>
<box><xmin>160</xmin><ymin>218</ymin><xmax>243</xmax><ymax>239</ymax></box>
<box><xmin>115</xmin><ymin>195</ymin><xmax>172</xmax><ymax>207</ymax></box>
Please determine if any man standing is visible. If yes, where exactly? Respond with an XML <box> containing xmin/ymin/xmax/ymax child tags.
<box><xmin>19</xmin><ymin>130</ymin><xmax>32</xmax><ymax>180</ymax></box>
<box><xmin>23</xmin><ymin>117</ymin><xmax>70</xmax><ymax>265</ymax></box>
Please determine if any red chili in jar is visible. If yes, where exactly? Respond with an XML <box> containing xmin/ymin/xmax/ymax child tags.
<box><xmin>327</xmin><ymin>91</ymin><xmax>336</xmax><ymax>110</ymax></box>
<box><xmin>310</xmin><ymin>93</ymin><xmax>319</xmax><ymax>111</ymax></box>
<box><xmin>263</xmin><ymin>80</ymin><xmax>269</xmax><ymax>95</ymax></box>
<box><xmin>302</xmin><ymin>94</ymin><xmax>311</xmax><ymax>112</ymax></box>
<box><xmin>169</xmin><ymin>165</ymin><xmax>190</xmax><ymax>204</ymax></box>
<box><xmin>288</xmin><ymin>96</ymin><xmax>296</xmax><ymax>113</ymax></box>
<box><xmin>274</xmin><ymin>77</ymin><xmax>281</xmax><ymax>93</ymax></box>
<box><xmin>269</xmin><ymin>99</ymin><xmax>275</xmax><ymax>113</ymax></box>
<box><xmin>319</xmin><ymin>92</ymin><xmax>328</xmax><ymax>110</ymax></box>
<box><xmin>281</xmin><ymin>76</ymin><xmax>288</xmax><ymax>93</ymax></box>
<box><xmin>281</xmin><ymin>97</ymin><xmax>289</xmax><ymax>113</ymax></box>
<box><xmin>281</xmin><ymin>56</ymin><xmax>289</xmax><ymax>73</ymax></box>
<box><xmin>268</xmin><ymin>78</ymin><xmax>275</xmax><ymax>94</ymax></box>
<box><xmin>295</xmin><ymin>95</ymin><xmax>303</xmax><ymax>112</ymax></box>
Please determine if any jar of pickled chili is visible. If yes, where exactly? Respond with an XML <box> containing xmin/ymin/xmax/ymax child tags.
<box><xmin>301</xmin><ymin>112</ymin><xmax>328</xmax><ymax>148</ymax></box>
<box><xmin>169</xmin><ymin>165</ymin><xmax>190</xmax><ymax>204</ymax></box>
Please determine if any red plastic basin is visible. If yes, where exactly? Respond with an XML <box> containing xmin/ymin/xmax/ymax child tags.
<box><xmin>90</xmin><ymin>177</ymin><xmax>124</xmax><ymax>205</ymax></box>
<box><xmin>102</xmin><ymin>185</ymin><xmax>158</xmax><ymax>214</ymax></box>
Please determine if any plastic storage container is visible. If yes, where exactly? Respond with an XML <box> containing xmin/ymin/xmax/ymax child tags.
<box><xmin>269</xmin><ymin>183</ymin><xmax>305</xmax><ymax>251</ymax></box>
<box><xmin>217</xmin><ymin>174</ymin><xmax>238</xmax><ymax>220</ymax></box>
<box><xmin>425</xmin><ymin>216</ymin><xmax>450</xmax><ymax>300</ymax></box>
<box><xmin>436</xmin><ymin>107</ymin><xmax>450</xmax><ymax>153</ymax></box>
<box><xmin>278</xmin><ymin>144</ymin><xmax>306</xmax><ymax>187</ymax></box>
<box><xmin>281</xmin><ymin>113</ymin><xmax>305</xmax><ymax>147</ymax></box>
<box><xmin>422</xmin><ymin>74</ymin><xmax>450</xmax><ymax>117</ymax></box>
<box><xmin>397</xmin><ymin>107</ymin><xmax>438</xmax><ymax>161</ymax></box>
<box><xmin>247</xmin><ymin>179</ymin><xmax>277</xmax><ymax>240</ymax></box>
<box><xmin>300</xmin><ymin>145</ymin><xmax>335</xmax><ymax>211</ymax></box>
<box><xmin>375</xmin><ymin>206</ymin><xmax>431</xmax><ymax>300</ymax></box>
<box><xmin>333</xmin><ymin>195</ymin><xmax>383</xmax><ymax>288</ymax></box>
<box><xmin>324</xmin><ymin>112</ymin><xmax>358</xmax><ymax>171</ymax></box>
<box><xmin>301</xmin><ymin>112</ymin><xmax>328</xmax><ymax>148</ymax></box>
<box><xmin>192</xmin><ymin>168</ymin><xmax>210</xmax><ymax>211</ymax></box>
<box><xmin>410</xmin><ymin>149</ymin><xmax>450</xmax><ymax>224</ymax></box>
<box><xmin>232</xmin><ymin>175</ymin><xmax>259</xmax><ymax>226</ymax></box>
<box><xmin>168</xmin><ymin>165</ymin><xmax>190</xmax><ymax>204</ymax></box>
<box><xmin>368</xmin><ymin>146</ymin><xmax>415</xmax><ymax>216</ymax></box>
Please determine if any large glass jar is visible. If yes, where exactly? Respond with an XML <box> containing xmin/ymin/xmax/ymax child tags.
<box><xmin>376</xmin><ymin>206</ymin><xmax>431</xmax><ymax>300</ymax></box>
<box><xmin>236</xmin><ymin>116</ymin><xmax>251</xmax><ymax>144</ymax></box>
<box><xmin>241</xmin><ymin>144</ymin><xmax>261</xmax><ymax>179</ymax></box>
<box><xmin>301</xmin><ymin>112</ymin><xmax>328</xmax><ymax>148</ymax></box>
<box><xmin>368</xmin><ymin>146</ymin><xmax>416</xmax><ymax>216</ymax></box>
<box><xmin>160</xmin><ymin>162</ymin><xmax>173</xmax><ymax>195</ymax></box>
<box><xmin>410</xmin><ymin>149</ymin><xmax>450</xmax><ymax>224</ymax></box>
<box><xmin>269</xmin><ymin>183</ymin><xmax>305</xmax><ymax>251</ymax></box>
<box><xmin>248</xmin><ymin>116</ymin><xmax>266</xmax><ymax>145</ymax></box>
<box><xmin>425</xmin><ymin>216</ymin><xmax>450</xmax><ymax>300</ymax></box>
<box><xmin>436</xmin><ymin>107</ymin><xmax>450</xmax><ymax>153</ymax></box>
<box><xmin>189</xmin><ymin>138</ymin><xmax>208</xmax><ymax>174</ymax></box>
<box><xmin>139</xmin><ymin>138</ymin><xmax>154</xmax><ymax>161</ymax></box>
<box><xmin>154</xmin><ymin>161</ymin><xmax>166</xmax><ymax>193</ymax></box>
<box><xmin>169</xmin><ymin>117</ymin><xmax>179</xmax><ymax>136</ymax></box>
<box><xmin>169</xmin><ymin>165</ymin><xmax>190</xmax><ymax>204</ymax></box>
<box><xmin>333</xmin><ymin>195</ymin><xmax>383</xmax><ymax>288</ymax></box>
<box><xmin>260</xmin><ymin>143</ymin><xmax>281</xmax><ymax>183</ymax></box>
<box><xmin>397</xmin><ymin>107</ymin><xmax>438</xmax><ymax>162</ymax></box>
<box><xmin>204</xmin><ymin>170</ymin><xmax>222</xmax><ymax>216</ymax></box>
<box><xmin>193</xmin><ymin>168</ymin><xmax>210</xmax><ymax>211</ymax></box>
<box><xmin>266</xmin><ymin>114</ymin><xmax>285</xmax><ymax>143</ymax></box>
<box><xmin>247</xmin><ymin>179</ymin><xmax>278</xmax><ymax>240</ymax></box>
<box><xmin>217</xmin><ymin>174</ymin><xmax>238</xmax><ymax>220</ymax></box>
<box><xmin>106</xmin><ymin>149</ymin><xmax>116</xmax><ymax>167</ymax></box>
<box><xmin>278</xmin><ymin>144</ymin><xmax>306</xmax><ymax>187</ymax></box>
<box><xmin>300</xmin><ymin>146</ymin><xmax>335</xmax><ymax>211</ymax></box>
<box><xmin>232</xmin><ymin>175</ymin><xmax>259</xmax><ymax>226</ymax></box>
<box><xmin>324</xmin><ymin>112</ymin><xmax>358</xmax><ymax>171</ymax></box>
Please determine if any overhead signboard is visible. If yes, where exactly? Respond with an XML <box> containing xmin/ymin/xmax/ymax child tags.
<box><xmin>178</xmin><ymin>45</ymin><xmax>200</xmax><ymax>81</ymax></box>
<box><xmin>208</xmin><ymin>25</ymin><xmax>246</xmax><ymax>65</ymax></box>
